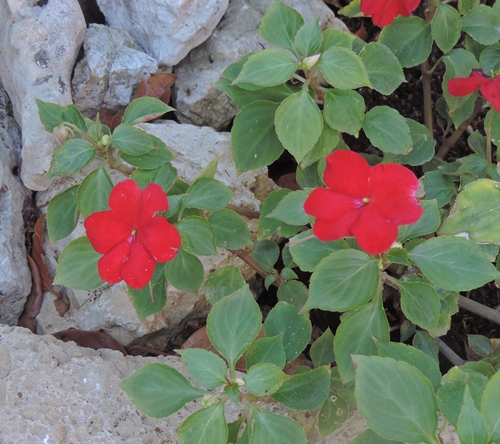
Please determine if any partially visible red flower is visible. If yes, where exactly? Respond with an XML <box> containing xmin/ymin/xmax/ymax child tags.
<box><xmin>448</xmin><ymin>69</ymin><xmax>500</xmax><ymax>113</ymax></box>
<box><xmin>360</xmin><ymin>0</ymin><xmax>420</xmax><ymax>27</ymax></box>
<box><xmin>304</xmin><ymin>150</ymin><xmax>423</xmax><ymax>255</ymax></box>
<box><xmin>84</xmin><ymin>180</ymin><xmax>181</xmax><ymax>289</ymax></box>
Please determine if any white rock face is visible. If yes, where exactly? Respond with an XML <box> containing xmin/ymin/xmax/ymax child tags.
<box><xmin>96</xmin><ymin>0</ymin><xmax>229</xmax><ymax>66</ymax></box>
<box><xmin>0</xmin><ymin>0</ymin><xmax>86</xmax><ymax>191</ymax></box>
<box><xmin>173</xmin><ymin>0</ymin><xmax>349</xmax><ymax>130</ymax></box>
<box><xmin>72</xmin><ymin>24</ymin><xmax>159</xmax><ymax>117</ymax></box>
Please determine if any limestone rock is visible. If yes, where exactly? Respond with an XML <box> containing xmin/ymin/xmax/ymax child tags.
<box><xmin>96</xmin><ymin>0</ymin><xmax>229</xmax><ymax>66</ymax></box>
<box><xmin>173</xmin><ymin>0</ymin><xmax>349</xmax><ymax>131</ymax></box>
<box><xmin>72</xmin><ymin>24</ymin><xmax>159</xmax><ymax>117</ymax></box>
<box><xmin>0</xmin><ymin>0</ymin><xmax>86</xmax><ymax>191</ymax></box>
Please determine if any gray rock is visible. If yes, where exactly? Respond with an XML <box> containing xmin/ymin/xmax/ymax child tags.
<box><xmin>96</xmin><ymin>0</ymin><xmax>229</xmax><ymax>66</ymax></box>
<box><xmin>72</xmin><ymin>24</ymin><xmax>159</xmax><ymax>117</ymax></box>
<box><xmin>0</xmin><ymin>83</ymin><xmax>31</xmax><ymax>326</ymax></box>
<box><xmin>173</xmin><ymin>0</ymin><xmax>349</xmax><ymax>131</ymax></box>
<box><xmin>0</xmin><ymin>0</ymin><xmax>86</xmax><ymax>191</ymax></box>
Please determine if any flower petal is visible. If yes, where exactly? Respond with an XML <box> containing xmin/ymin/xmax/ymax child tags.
<box><xmin>304</xmin><ymin>188</ymin><xmax>360</xmax><ymax>222</ymax></box>
<box><xmin>480</xmin><ymin>79</ymin><xmax>500</xmax><ymax>114</ymax></box>
<box><xmin>323</xmin><ymin>150</ymin><xmax>370</xmax><ymax>197</ymax></box>
<box><xmin>109</xmin><ymin>180</ymin><xmax>142</xmax><ymax>227</ymax></box>
<box><xmin>399</xmin><ymin>0</ymin><xmax>420</xmax><ymax>16</ymax></box>
<box><xmin>97</xmin><ymin>240</ymin><xmax>132</xmax><ymax>284</ymax></box>
<box><xmin>84</xmin><ymin>211</ymin><xmax>132</xmax><ymax>254</ymax></box>
<box><xmin>136</xmin><ymin>183</ymin><xmax>170</xmax><ymax>228</ymax></box>
<box><xmin>121</xmin><ymin>241</ymin><xmax>156</xmax><ymax>289</ymax></box>
<box><xmin>352</xmin><ymin>205</ymin><xmax>398</xmax><ymax>255</ymax></box>
<box><xmin>448</xmin><ymin>71</ymin><xmax>484</xmax><ymax>97</ymax></box>
<box><xmin>138</xmin><ymin>216</ymin><xmax>181</xmax><ymax>262</ymax></box>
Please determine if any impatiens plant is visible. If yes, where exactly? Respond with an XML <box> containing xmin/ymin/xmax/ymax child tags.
<box><xmin>37</xmin><ymin>0</ymin><xmax>500</xmax><ymax>442</ymax></box>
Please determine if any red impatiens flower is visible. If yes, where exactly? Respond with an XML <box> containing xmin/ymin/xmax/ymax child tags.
<box><xmin>84</xmin><ymin>180</ymin><xmax>181</xmax><ymax>289</ymax></box>
<box><xmin>360</xmin><ymin>0</ymin><xmax>420</xmax><ymax>27</ymax></box>
<box><xmin>448</xmin><ymin>69</ymin><xmax>500</xmax><ymax>113</ymax></box>
<box><xmin>304</xmin><ymin>150</ymin><xmax>423</xmax><ymax>255</ymax></box>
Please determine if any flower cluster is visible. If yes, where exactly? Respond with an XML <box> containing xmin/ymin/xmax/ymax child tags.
<box><xmin>84</xmin><ymin>180</ymin><xmax>181</xmax><ymax>289</ymax></box>
<box><xmin>448</xmin><ymin>69</ymin><xmax>500</xmax><ymax>113</ymax></box>
<box><xmin>304</xmin><ymin>150</ymin><xmax>423</xmax><ymax>255</ymax></box>
<box><xmin>360</xmin><ymin>0</ymin><xmax>420</xmax><ymax>27</ymax></box>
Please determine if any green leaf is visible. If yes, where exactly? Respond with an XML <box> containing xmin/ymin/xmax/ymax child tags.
<box><xmin>354</xmin><ymin>356</ymin><xmax>439</xmax><ymax>443</ymax></box>
<box><xmin>294</xmin><ymin>17</ymin><xmax>322</xmax><ymax>57</ymax></box>
<box><xmin>128</xmin><ymin>264</ymin><xmax>167</xmax><ymax>320</ymax></box>
<box><xmin>277</xmin><ymin>280</ymin><xmax>308</xmax><ymax>310</ymax></box>
<box><xmin>458</xmin><ymin>385</ymin><xmax>489</xmax><ymax>444</ymax></box>
<box><xmin>176</xmin><ymin>216</ymin><xmax>217</xmax><ymax>256</ymax></box>
<box><xmin>480</xmin><ymin>46</ymin><xmax>500</xmax><ymax>75</ymax></box>
<box><xmin>195</xmin><ymin>155</ymin><xmax>222</xmax><ymax>180</ymax></box>
<box><xmin>119</xmin><ymin>134</ymin><xmax>173</xmax><ymax>169</ymax></box>
<box><xmin>132</xmin><ymin>163</ymin><xmax>177</xmax><ymax>192</ymax></box>
<box><xmin>178</xmin><ymin>349</ymin><xmax>228</xmax><ymax>389</ymax></box>
<box><xmin>468</xmin><ymin>334</ymin><xmax>492</xmax><ymax>357</ymax></box>
<box><xmin>204</xmin><ymin>266</ymin><xmax>246</xmax><ymax>306</ymax></box>
<box><xmin>359</xmin><ymin>42</ymin><xmax>404</xmax><ymax>95</ymax></box>
<box><xmin>121</xmin><ymin>363</ymin><xmax>207</xmax><ymax>418</ymax></box>
<box><xmin>46</xmin><ymin>185</ymin><xmax>79</xmax><ymax>242</ymax></box>
<box><xmin>462</xmin><ymin>5</ymin><xmax>500</xmax><ymax>45</ymax></box>
<box><xmin>54</xmin><ymin>237</ymin><xmax>104</xmax><ymax>290</ymax></box>
<box><xmin>36</xmin><ymin>99</ymin><xmax>87</xmax><ymax>133</ymax></box>
<box><xmin>310</xmin><ymin>328</ymin><xmax>335</xmax><ymax>368</ymax></box>
<box><xmin>300</xmin><ymin>123</ymin><xmax>339</xmax><ymax>168</ymax></box>
<box><xmin>323</xmin><ymin>89</ymin><xmax>365</xmax><ymax>136</ymax></box>
<box><xmin>459</xmin><ymin>0</ymin><xmax>480</xmax><ymax>14</ymax></box>
<box><xmin>321</xmin><ymin>28</ymin><xmax>355</xmax><ymax>51</ymax></box>
<box><xmin>252</xmin><ymin>240</ymin><xmax>280</xmax><ymax>272</ymax></box>
<box><xmin>121</xmin><ymin>97</ymin><xmax>174</xmax><ymax>125</ymax></box>
<box><xmin>231</xmin><ymin>101</ymin><xmax>283</xmax><ymax>174</ymax></box>
<box><xmin>244</xmin><ymin>363</ymin><xmax>289</xmax><ymax>396</ymax></box>
<box><xmin>111</xmin><ymin>124</ymin><xmax>153</xmax><ymax>156</ymax></box>
<box><xmin>47</xmin><ymin>138</ymin><xmax>95</xmax><ymax>178</ymax></box>
<box><xmin>379</xmin><ymin>17</ymin><xmax>432</xmax><ymax>68</ymax></box>
<box><xmin>318</xmin><ymin>47</ymin><xmax>371</xmax><ymax>89</ymax></box>
<box><xmin>260</xmin><ymin>0</ymin><xmax>303</xmax><ymax>52</ymax></box>
<box><xmin>408</xmin><ymin>236</ymin><xmax>500</xmax><ymax>291</ymax></box>
<box><xmin>318</xmin><ymin>395</ymin><xmax>349</xmax><ymax>437</ymax></box>
<box><xmin>267</xmin><ymin>190</ymin><xmax>310</xmax><ymax>226</ymax></box>
<box><xmin>351</xmin><ymin>429</ymin><xmax>404</xmax><ymax>444</ymax></box>
<box><xmin>259</xmin><ymin>189</ymin><xmax>295</xmax><ymax>239</ymax></box>
<box><xmin>164</xmin><ymin>248</ymin><xmax>204</xmax><ymax>293</ymax></box>
<box><xmin>207</xmin><ymin>286</ymin><xmax>262</xmax><ymax>370</ymax></box>
<box><xmin>178</xmin><ymin>403</ymin><xmax>228</xmax><ymax>444</ymax></box>
<box><xmin>274</xmin><ymin>87</ymin><xmax>323</xmax><ymax>162</ymax></box>
<box><xmin>76</xmin><ymin>167</ymin><xmax>113</xmax><ymax>218</ymax></box>
<box><xmin>233</xmin><ymin>50</ymin><xmax>297</xmax><ymax>88</ymax></box>
<box><xmin>249</xmin><ymin>407</ymin><xmax>307</xmax><ymax>444</ymax></box>
<box><xmin>398</xmin><ymin>282</ymin><xmax>440</xmax><ymax>332</ymax></box>
<box><xmin>305</xmin><ymin>250</ymin><xmax>380</xmax><ymax>312</ymax></box>
<box><xmin>431</xmin><ymin>2</ymin><xmax>461</xmax><ymax>54</ymax></box>
<box><xmin>246</xmin><ymin>335</ymin><xmax>287</xmax><ymax>370</ymax></box>
<box><xmin>413</xmin><ymin>331</ymin><xmax>439</xmax><ymax>364</ymax></box>
<box><xmin>362</xmin><ymin>106</ymin><xmax>412</xmax><ymax>155</ymax></box>
<box><xmin>481</xmin><ymin>370</ymin><xmax>500</xmax><ymax>441</ymax></box>
<box><xmin>264</xmin><ymin>302</ymin><xmax>312</xmax><ymax>363</ymax></box>
<box><xmin>398</xmin><ymin>200</ymin><xmax>440</xmax><ymax>243</ymax></box>
<box><xmin>183</xmin><ymin>177</ymin><xmax>233</xmax><ymax>212</ymax></box>
<box><xmin>422</xmin><ymin>170</ymin><xmax>456</xmax><ymax>208</ymax></box>
<box><xmin>334</xmin><ymin>297</ymin><xmax>390</xmax><ymax>383</ymax></box>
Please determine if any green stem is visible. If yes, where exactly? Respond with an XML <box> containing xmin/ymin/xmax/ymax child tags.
<box><xmin>227</xmin><ymin>248</ymin><xmax>284</xmax><ymax>288</ymax></box>
<box><xmin>421</xmin><ymin>60</ymin><xmax>434</xmax><ymax>136</ymax></box>
<box><xmin>107</xmin><ymin>147</ymin><xmax>136</xmax><ymax>176</ymax></box>
<box><xmin>485</xmin><ymin>108</ymin><xmax>494</xmax><ymax>165</ymax></box>
<box><xmin>458</xmin><ymin>295</ymin><xmax>500</xmax><ymax>326</ymax></box>
<box><xmin>427</xmin><ymin>57</ymin><xmax>443</xmax><ymax>76</ymax></box>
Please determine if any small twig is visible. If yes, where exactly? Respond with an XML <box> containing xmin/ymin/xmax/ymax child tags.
<box><xmin>228</xmin><ymin>249</ymin><xmax>284</xmax><ymax>287</ymax></box>
<box><xmin>436</xmin><ymin>337</ymin><xmax>466</xmax><ymax>366</ymax></box>
<box><xmin>458</xmin><ymin>295</ymin><xmax>500</xmax><ymax>326</ymax></box>
<box><xmin>126</xmin><ymin>345</ymin><xmax>169</xmax><ymax>356</ymax></box>
<box><xmin>421</xmin><ymin>60</ymin><xmax>434</xmax><ymax>136</ymax></box>
<box><xmin>226</xmin><ymin>204</ymin><xmax>260</xmax><ymax>219</ymax></box>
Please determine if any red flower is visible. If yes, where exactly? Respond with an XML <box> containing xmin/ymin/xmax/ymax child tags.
<box><xmin>448</xmin><ymin>69</ymin><xmax>500</xmax><ymax>113</ymax></box>
<box><xmin>304</xmin><ymin>150</ymin><xmax>423</xmax><ymax>255</ymax></box>
<box><xmin>84</xmin><ymin>180</ymin><xmax>181</xmax><ymax>289</ymax></box>
<box><xmin>360</xmin><ymin>0</ymin><xmax>420</xmax><ymax>27</ymax></box>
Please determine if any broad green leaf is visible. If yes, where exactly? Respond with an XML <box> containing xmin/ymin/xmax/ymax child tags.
<box><xmin>267</xmin><ymin>190</ymin><xmax>310</xmax><ymax>225</ymax></box>
<box><xmin>258</xmin><ymin>189</ymin><xmax>302</xmax><ymax>239</ymax></box>
<box><xmin>121</xmin><ymin>97</ymin><xmax>173</xmax><ymax>125</ymax></box>
<box><xmin>231</xmin><ymin>101</ymin><xmax>283</xmax><ymax>174</ymax></box>
<box><xmin>413</xmin><ymin>331</ymin><xmax>439</xmax><ymax>364</ymax></box>
<box><xmin>195</xmin><ymin>155</ymin><xmax>222</xmax><ymax>180</ymax></box>
<box><xmin>47</xmin><ymin>138</ymin><xmax>95</xmax><ymax>178</ymax></box>
<box><xmin>431</xmin><ymin>2</ymin><xmax>461</xmax><ymax>54</ymax></box>
<box><xmin>385</xmin><ymin>248</ymin><xmax>411</xmax><ymax>266</ymax></box>
<box><xmin>481</xmin><ymin>370</ymin><xmax>500</xmax><ymax>441</ymax></box>
<box><xmin>354</xmin><ymin>356</ymin><xmax>439</xmax><ymax>443</ymax></box>
<box><xmin>46</xmin><ymin>185</ymin><xmax>79</xmax><ymax>242</ymax></box>
<box><xmin>318</xmin><ymin>47</ymin><xmax>371</xmax><ymax>89</ymax></box>
<box><xmin>422</xmin><ymin>170</ymin><xmax>456</xmax><ymax>208</ymax></box>
<box><xmin>132</xmin><ymin>163</ymin><xmax>177</xmax><ymax>192</ymax></box>
<box><xmin>310</xmin><ymin>328</ymin><xmax>335</xmax><ymax>368</ymax></box>
<box><xmin>398</xmin><ymin>200</ymin><xmax>440</xmax><ymax>243</ymax></box>
<box><xmin>362</xmin><ymin>106</ymin><xmax>412</xmax><ymax>155</ymax></box>
<box><xmin>183</xmin><ymin>177</ymin><xmax>233</xmax><ymax>212</ymax></box>
<box><xmin>459</xmin><ymin>0</ymin><xmax>480</xmax><ymax>14</ymax></box>
<box><xmin>318</xmin><ymin>395</ymin><xmax>348</xmax><ymax>437</ymax></box>
<box><xmin>176</xmin><ymin>216</ymin><xmax>217</xmax><ymax>256</ymax></box>
<box><xmin>399</xmin><ymin>282</ymin><xmax>440</xmax><ymax>332</ymax></box>
<box><xmin>178</xmin><ymin>349</ymin><xmax>228</xmax><ymax>389</ymax></box>
<box><xmin>330</xmin><ymin>367</ymin><xmax>356</xmax><ymax>404</ymax></box>
<box><xmin>441</xmin><ymin>179</ymin><xmax>500</xmax><ymax>244</ymax></box>
<box><xmin>204</xmin><ymin>266</ymin><xmax>246</xmax><ymax>305</ymax></box>
<box><xmin>120</xmin><ymin>363</ymin><xmax>207</xmax><ymax>418</ymax></box>
<box><xmin>462</xmin><ymin>5</ymin><xmax>500</xmax><ymax>45</ymax></box>
<box><xmin>468</xmin><ymin>334</ymin><xmax>492</xmax><ymax>357</ymax></box>
<box><xmin>260</xmin><ymin>0</ymin><xmax>303</xmax><ymax>52</ymax></box>
<box><xmin>334</xmin><ymin>297</ymin><xmax>390</xmax><ymax>383</ymax></box>
<box><xmin>305</xmin><ymin>250</ymin><xmax>380</xmax><ymax>312</ymax></box>
<box><xmin>233</xmin><ymin>50</ymin><xmax>297</xmax><ymax>88</ymax></box>
<box><xmin>36</xmin><ymin>99</ymin><xmax>87</xmax><ymax>133</ymax></box>
<box><xmin>111</xmin><ymin>124</ymin><xmax>153</xmax><ymax>156</ymax></box>
<box><xmin>273</xmin><ymin>366</ymin><xmax>330</xmax><ymax>410</ymax></box>
<box><xmin>379</xmin><ymin>17</ymin><xmax>432</xmax><ymax>68</ymax></box>
<box><xmin>321</xmin><ymin>28</ymin><xmax>355</xmax><ymax>51</ymax></box>
<box><xmin>244</xmin><ymin>363</ymin><xmax>289</xmax><ymax>396</ymax></box>
<box><xmin>164</xmin><ymin>248</ymin><xmax>204</xmax><ymax>293</ymax></box>
<box><xmin>228</xmin><ymin>418</ymin><xmax>245</xmax><ymax>444</ymax></box>
<box><xmin>408</xmin><ymin>236</ymin><xmax>500</xmax><ymax>291</ymax></box>
<box><xmin>178</xmin><ymin>403</ymin><xmax>227</xmax><ymax>444</ymax></box>
<box><xmin>264</xmin><ymin>302</ymin><xmax>312</xmax><ymax>363</ymax></box>
<box><xmin>489</xmin><ymin>109</ymin><xmax>500</xmax><ymax>148</ymax></box>
<box><xmin>296</xmin><ymin>161</ymin><xmax>324</xmax><ymax>189</ymax></box>
<box><xmin>249</xmin><ymin>407</ymin><xmax>307</xmax><ymax>444</ymax></box>
<box><xmin>54</xmin><ymin>237</ymin><xmax>104</xmax><ymax>290</ymax></box>
<box><xmin>359</xmin><ymin>42</ymin><xmax>404</xmax><ymax>95</ymax></box>
<box><xmin>323</xmin><ymin>89</ymin><xmax>365</xmax><ymax>136</ymax></box>
<box><xmin>208</xmin><ymin>209</ymin><xmax>251</xmax><ymax>250</ymax></box>
<box><xmin>119</xmin><ymin>134</ymin><xmax>173</xmax><ymax>169</ymax></box>
<box><xmin>128</xmin><ymin>264</ymin><xmax>167</xmax><ymax>320</ymax></box>
<box><xmin>300</xmin><ymin>122</ymin><xmax>339</xmax><ymax>168</ymax></box>
<box><xmin>76</xmin><ymin>167</ymin><xmax>112</xmax><ymax>218</ymax></box>
<box><xmin>480</xmin><ymin>46</ymin><xmax>500</xmax><ymax>75</ymax></box>
<box><xmin>207</xmin><ymin>286</ymin><xmax>262</xmax><ymax>370</ymax></box>
<box><xmin>457</xmin><ymin>385</ymin><xmax>489</xmax><ymax>444</ymax></box>
<box><xmin>351</xmin><ymin>429</ymin><xmax>404</xmax><ymax>444</ymax></box>
<box><xmin>294</xmin><ymin>17</ymin><xmax>322</xmax><ymax>57</ymax></box>
<box><xmin>252</xmin><ymin>240</ymin><xmax>280</xmax><ymax>272</ymax></box>
<box><xmin>245</xmin><ymin>336</ymin><xmax>287</xmax><ymax>369</ymax></box>
<box><xmin>277</xmin><ymin>280</ymin><xmax>308</xmax><ymax>310</ymax></box>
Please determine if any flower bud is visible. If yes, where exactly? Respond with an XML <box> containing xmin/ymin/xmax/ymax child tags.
<box><xmin>302</xmin><ymin>53</ymin><xmax>321</xmax><ymax>70</ymax></box>
<box><xmin>53</xmin><ymin>125</ymin><xmax>70</xmax><ymax>144</ymax></box>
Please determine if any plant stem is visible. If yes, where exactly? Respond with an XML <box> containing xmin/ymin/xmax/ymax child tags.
<box><xmin>458</xmin><ymin>295</ymin><xmax>500</xmax><ymax>326</ymax></box>
<box><xmin>107</xmin><ymin>149</ymin><xmax>136</xmax><ymax>175</ymax></box>
<box><xmin>421</xmin><ymin>60</ymin><xmax>434</xmax><ymax>135</ymax></box>
<box><xmin>485</xmin><ymin>108</ymin><xmax>493</xmax><ymax>165</ymax></box>
<box><xmin>227</xmin><ymin>249</ymin><xmax>284</xmax><ymax>287</ymax></box>
<box><xmin>436</xmin><ymin>337</ymin><xmax>466</xmax><ymax>366</ymax></box>
<box><xmin>226</xmin><ymin>204</ymin><xmax>260</xmax><ymax>219</ymax></box>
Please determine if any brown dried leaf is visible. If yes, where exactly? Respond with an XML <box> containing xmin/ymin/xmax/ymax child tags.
<box><xmin>31</xmin><ymin>214</ymin><xmax>53</xmax><ymax>293</ymax></box>
<box><xmin>134</xmin><ymin>72</ymin><xmax>177</xmax><ymax>104</ymax></box>
<box><xmin>52</xmin><ymin>329</ymin><xmax>127</xmax><ymax>356</ymax></box>
<box><xmin>276</xmin><ymin>172</ymin><xmax>300</xmax><ymax>190</ymax></box>
<box><xmin>17</xmin><ymin>255</ymin><xmax>43</xmax><ymax>333</ymax></box>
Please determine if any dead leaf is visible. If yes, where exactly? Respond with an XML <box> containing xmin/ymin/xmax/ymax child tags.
<box><xmin>17</xmin><ymin>255</ymin><xmax>43</xmax><ymax>333</ymax></box>
<box><xmin>52</xmin><ymin>329</ymin><xmax>127</xmax><ymax>356</ymax></box>
<box><xmin>276</xmin><ymin>172</ymin><xmax>300</xmax><ymax>190</ymax></box>
<box><xmin>134</xmin><ymin>72</ymin><xmax>177</xmax><ymax>104</ymax></box>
